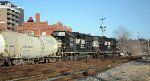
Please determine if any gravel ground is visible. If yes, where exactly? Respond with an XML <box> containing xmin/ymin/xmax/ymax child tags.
<box><xmin>77</xmin><ymin>59</ymin><xmax>150</xmax><ymax>81</ymax></box>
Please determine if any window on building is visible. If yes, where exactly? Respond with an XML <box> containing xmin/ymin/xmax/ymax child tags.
<box><xmin>1</xmin><ymin>3</ymin><xmax>5</xmax><ymax>5</ymax></box>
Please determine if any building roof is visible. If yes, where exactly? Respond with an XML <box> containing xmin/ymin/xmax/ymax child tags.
<box><xmin>17</xmin><ymin>7</ymin><xmax>24</xmax><ymax>9</ymax></box>
<box><xmin>0</xmin><ymin>1</ymin><xmax>11</xmax><ymax>3</ymax></box>
<box><xmin>27</xmin><ymin>17</ymin><xmax>34</xmax><ymax>22</ymax></box>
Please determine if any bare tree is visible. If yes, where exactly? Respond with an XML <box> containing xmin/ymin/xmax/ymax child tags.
<box><xmin>113</xmin><ymin>26</ymin><xmax>131</xmax><ymax>55</ymax></box>
<box><xmin>113</xmin><ymin>27</ymin><xmax>147</xmax><ymax>56</ymax></box>
<box><xmin>128</xmin><ymin>40</ymin><xmax>143</xmax><ymax>56</ymax></box>
<box><xmin>113</xmin><ymin>27</ymin><xmax>131</xmax><ymax>40</ymax></box>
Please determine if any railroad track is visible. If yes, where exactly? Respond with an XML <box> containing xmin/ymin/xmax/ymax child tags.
<box><xmin>0</xmin><ymin>56</ymin><xmax>142</xmax><ymax>81</ymax></box>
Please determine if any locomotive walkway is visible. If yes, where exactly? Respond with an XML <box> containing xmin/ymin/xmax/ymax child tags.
<box><xmin>0</xmin><ymin>56</ymin><xmax>142</xmax><ymax>81</ymax></box>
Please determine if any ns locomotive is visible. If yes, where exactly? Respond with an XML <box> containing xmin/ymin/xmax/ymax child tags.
<box><xmin>52</xmin><ymin>31</ymin><xmax>120</xmax><ymax>60</ymax></box>
<box><xmin>0</xmin><ymin>31</ymin><xmax>120</xmax><ymax>66</ymax></box>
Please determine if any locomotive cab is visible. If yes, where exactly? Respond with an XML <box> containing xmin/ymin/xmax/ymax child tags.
<box><xmin>52</xmin><ymin>31</ymin><xmax>74</xmax><ymax>52</ymax></box>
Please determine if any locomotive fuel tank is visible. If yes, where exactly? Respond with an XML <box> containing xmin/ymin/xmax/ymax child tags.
<box><xmin>0</xmin><ymin>31</ymin><xmax>58</xmax><ymax>59</ymax></box>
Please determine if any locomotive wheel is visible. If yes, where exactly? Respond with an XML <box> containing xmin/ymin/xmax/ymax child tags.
<box><xmin>34</xmin><ymin>60</ymin><xmax>39</xmax><ymax>64</ymax></box>
<box><xmin>87</xmin><ymin>55</ymin><xmax>92</xmax><ymax>59</ymax></box>
<box><xmin>73</xmin><ymin>55</ymin><xmax>78</xmax><ymax>61</ymax></box>
<box><xmin>49</xmin><ymin>58</ymin><xmax>57</xmax><ymax>62</ymax></box>
<box><xmin>29</xmin><ymin>60</ymin><xmax>36</xmax><ymax>65</ymax></box>
<box><xmin>8</xmin><ymin>61</ymin><xmax>13</xmax><ymax>66</ymax></box>
<box><xmin>69</xmin><ymin>56</ymin><xmax>74</xmax><ymax>61</ymax></box>
<box><xmin>100</xmin><ymin>55</ymin><xmax>104</xmax><ymax>58</ymax></box>
<box><xmin>4</xmin><ymin>59</ymin><xmax>13</xmax><ymax>66</ymax></box>
<box><xmin>56</xmin><ymin>58</ymin><xmax>62</xmax><ymax>62</ymax></box>
<box><xmin>4</xmin><ymin>61</ymin><xmax>12</xmax><ymax>66</ymax></box>
<box><xmin>44</xmin><ymin>59</ymin><xmax>49</xmax><ymax>63</ymax></box>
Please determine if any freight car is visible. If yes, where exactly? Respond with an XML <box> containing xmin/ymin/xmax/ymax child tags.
<box><xmin>0</xmin><ymin>31</ymin><xmax>58</xmax><ymax>66</ymax></box>
<box><xmin>52</xmin><ymin>31</ymin><xmax>120</xmax><ymax>60</ymax></box>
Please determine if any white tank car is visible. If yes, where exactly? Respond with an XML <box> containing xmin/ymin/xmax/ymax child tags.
<box><xmin>0</xmin><ymin>31</ymin><xmax>58</xmax><ymax>59</ymax></box>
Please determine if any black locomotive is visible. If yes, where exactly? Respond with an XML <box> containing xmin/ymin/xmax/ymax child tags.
<box><xmin>52</xmin><ymin>31</ymin><xmax>120</xmax><ymax>60</ymax></box>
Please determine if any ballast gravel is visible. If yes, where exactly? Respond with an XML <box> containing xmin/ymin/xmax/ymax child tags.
<box><xmin>77</xmin><ymin>59</ymin><xmax>150</xmax><ymax>81</ymax></box>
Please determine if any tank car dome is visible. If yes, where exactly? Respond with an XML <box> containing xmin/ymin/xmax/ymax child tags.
<box><xmin>0</xmin><ymin>34</ymin><xmax>5</xmax><ymax>54</ymax></box>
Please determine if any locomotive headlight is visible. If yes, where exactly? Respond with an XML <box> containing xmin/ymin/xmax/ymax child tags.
<box><xmin>0</xmin><ymin>34</ymin><xmax>5</xmax><ymax>54</ymax></box>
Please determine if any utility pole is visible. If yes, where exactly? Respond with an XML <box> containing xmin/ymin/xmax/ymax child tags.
<box><xmin>148</xmin><ymin>40</ymin><xmax>149</xmax><ymax>54</ymax></box>
<box><xmin>100</xmin><ymin>18</ymin><xmax>106</xmax><ymax>36</ymax></box>
<box><xmin>137</xmin><ymin>36</ymin><xmax>140</xmax><ymax>55</ymax></box>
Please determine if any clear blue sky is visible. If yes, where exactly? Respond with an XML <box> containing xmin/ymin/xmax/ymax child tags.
<box><xmin>5</xmin><ymin>0</ymin><xmax>150</xmax><ymax>39</ymax></box>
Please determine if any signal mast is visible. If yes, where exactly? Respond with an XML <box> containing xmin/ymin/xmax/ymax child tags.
<box><xmin>100</xmin><ymin>18</ymin><xmax>106</xmax><ymax>36</ymax></box>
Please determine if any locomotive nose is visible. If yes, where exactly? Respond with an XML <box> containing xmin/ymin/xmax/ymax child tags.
<box><xmin>0</xmin><ymin>34</ymin><xmax>5</xmax><ymax>54</ymax></box>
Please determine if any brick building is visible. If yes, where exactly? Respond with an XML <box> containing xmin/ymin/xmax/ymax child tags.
<box><xmin>15</xmin><ymin>13</ymin><xmax>72</xmax><ymax>36</ymax></box>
